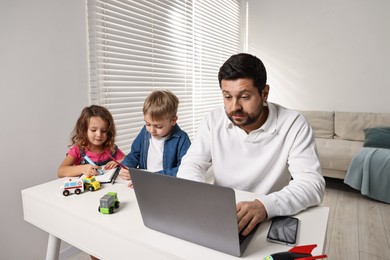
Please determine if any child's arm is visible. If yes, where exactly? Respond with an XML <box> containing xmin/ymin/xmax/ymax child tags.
<box><xmin>57</xmin><ymin>154</ymin><xmax>101</xmax><ymax>178</ymax></box>
<box><xmin>120</xmin><ymin>127</ymin><xmax>145</xmax><ymax>169</ymax></box>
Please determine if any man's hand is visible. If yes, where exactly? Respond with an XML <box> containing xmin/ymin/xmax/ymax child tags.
<box><xmin>236</xmin><ymin>199</ymin><xmax>267</xmax><ymax>236</ymax></box>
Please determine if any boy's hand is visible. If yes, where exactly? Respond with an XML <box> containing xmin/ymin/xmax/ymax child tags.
<box><xmin>117</xmin><ymin>168</ymin><xmax>133</xmax><ymax>188</ymax></box>
<box><xmin>119</xmin><ymin>168</ymin><xmax>131</xmax><ymax>180</ymax></box>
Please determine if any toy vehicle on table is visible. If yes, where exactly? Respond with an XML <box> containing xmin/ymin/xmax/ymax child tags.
<box><xmin>61</xmin><ymin>177</ymin><xmax>84</xmax><ymax>196</ymax></box>
<box><xmin>99</xmin><ymin>192</ymin><xmax>120</xmax><ymax>214</ymax></box>
<box><xmin>83</xmin><ymin>175</ymin><xmax>101</xmax><ymax>191</ymax></box>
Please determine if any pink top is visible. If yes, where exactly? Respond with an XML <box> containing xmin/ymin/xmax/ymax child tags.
<box><xmin>67</xmin><ymin>145</ymin><xmax>125</xmax><ymax>166</ymax></box>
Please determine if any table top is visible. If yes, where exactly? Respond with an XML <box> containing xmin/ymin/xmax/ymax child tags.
<box><xmin>22</xmin><ymin>178</ymin><xmax>329</xmax><ymax>260</ymax></box>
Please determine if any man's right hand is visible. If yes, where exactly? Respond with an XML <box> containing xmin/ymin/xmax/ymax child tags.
<box><xmin>236</xmin><ymin>199</ymin><xmax>267</xmax><ymax>236</ymax></box>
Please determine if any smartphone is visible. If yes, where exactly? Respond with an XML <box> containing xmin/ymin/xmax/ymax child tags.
<box><xmin>267</xmin><ymin>216</ymin><xmax>299</xmax><ymax>246</ymax></box>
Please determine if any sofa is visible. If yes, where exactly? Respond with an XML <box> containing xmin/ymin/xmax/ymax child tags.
<box><xmin>299</xmin><ymin>110</ymin><xmax>390</xmax><ymax>179</ymax></box>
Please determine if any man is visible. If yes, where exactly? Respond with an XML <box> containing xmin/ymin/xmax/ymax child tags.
<box><xmin>177</xmin><ymin>53</ymin><xmax>325</xmax><ymax>237</ymax></box>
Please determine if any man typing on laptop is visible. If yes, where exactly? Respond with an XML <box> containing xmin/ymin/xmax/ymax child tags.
<box><xmin>177</xmin><ymin>53</ymin><xmax>325</xmax><ymax>237</ymax></box>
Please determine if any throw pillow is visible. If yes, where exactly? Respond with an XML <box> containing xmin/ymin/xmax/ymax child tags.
<box><xmin>363</xmin><ymin>127</ymin><xmax>390</xmax><ymax>149</ymax></box>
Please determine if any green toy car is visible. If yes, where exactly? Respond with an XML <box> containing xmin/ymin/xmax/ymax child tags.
<box><xmin>98</xmin><ymin>192</ymin><xmax>120</xmax><ymax>214</ymax></box>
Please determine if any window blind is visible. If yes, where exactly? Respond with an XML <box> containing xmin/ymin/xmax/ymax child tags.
<box><xmin>88</xmin><ymin>0</ymin><xmax>241</xmax><ymax>153</ymax></box>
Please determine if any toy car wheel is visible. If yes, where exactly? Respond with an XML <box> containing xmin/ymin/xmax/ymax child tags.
<box><xmin>63</xmin><ymin>190</ymin><xmax>70</xmax><ymax>196</ymax></box>
<box><xmin>109</xmin><ymin>207</ymin><xmax>114</xmax><ymax>214</ymax></box>
<box><xmin>75</xmin><ymin>189</ymin><xmax>81</xmax><ymax>195</ymax></box>
<box><xmin>98</xmin><ymin>206</ymin><xmax>101</xmax><ymax>213</ymax></box>
<box><xmin>89</xmin><ymin>186</ymin><xmax>94</xmax><ymax>191</ymax></box>
<box><xmin>115</xmin><ymin>201</ymin><xmax>120</xmax><ymax>208</ymax></box>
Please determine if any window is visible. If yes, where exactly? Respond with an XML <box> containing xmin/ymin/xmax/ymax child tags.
<box><xmin>88</xmin><ymin>0</ymin><xmax>241</xmax><ymax>152</ymax></box>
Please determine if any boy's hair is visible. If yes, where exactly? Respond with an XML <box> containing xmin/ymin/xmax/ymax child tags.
<box><xmin>70</xmin><ymin>105</ymin><xmax>116</xmax><ymax>152</ymax></box>
<box><xmin>143</xmin><ymin>90</ymin><xmax>179</xmax><ymax>121</ymax></box>
<box><xmin>218</xmin><ymin>53</ymin><xmax>267</xmax><ymax>94</ymax></box>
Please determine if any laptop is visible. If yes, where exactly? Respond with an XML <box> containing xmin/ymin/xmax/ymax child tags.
<box><xmin>129</xmin><ymin>168</ymin><xmax>259</xmax><ymax>257</ymax></box>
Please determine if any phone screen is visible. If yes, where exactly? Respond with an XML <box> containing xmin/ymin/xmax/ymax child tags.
<box><xmin>266</xmin><ymin>216</ymin><xmax>299</xmax><ymax>246</ymax></box>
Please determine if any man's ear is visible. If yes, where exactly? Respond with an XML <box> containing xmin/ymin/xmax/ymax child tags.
<box><xmin>262</xmin><ymin>85</ymin><xmax>270</xmax><ymax>101</ymax></box>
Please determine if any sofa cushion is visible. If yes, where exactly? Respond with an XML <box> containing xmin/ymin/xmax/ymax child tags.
<box><xmin>299</xmin><ymin>110</ymin><xmax>334</xmax><ymax>139</ymax></box>
<box><xmin>335</xmin><ymin>112</ymin><xmax>390</xmax><ymax>141</ymax></box>
<box><xmin>315</xmin><ymin>138</ymin><xmax>364</xmax><ymax>171</ymax></box>
<box><xmin>364</xmin><ymin>127</ymin><xmax>390</xmax><ymax>149</ymax></box>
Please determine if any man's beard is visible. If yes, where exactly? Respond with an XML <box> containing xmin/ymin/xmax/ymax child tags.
<box><xmin>226</xmin><ymin>106</ymin><xmax>263</xmax><ymax>127</ymax></box>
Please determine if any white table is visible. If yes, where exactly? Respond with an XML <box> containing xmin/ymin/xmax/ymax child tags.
<box><xmin>22</xmin><ymin>178</ymin><xmax>329</xmax><ymax>260</ymax></box>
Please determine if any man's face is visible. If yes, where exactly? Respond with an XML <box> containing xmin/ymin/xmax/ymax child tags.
<box><xmin>221</xmin><ymin>78</ymin><xmax>269</xmax><ymax>133</ymax></box>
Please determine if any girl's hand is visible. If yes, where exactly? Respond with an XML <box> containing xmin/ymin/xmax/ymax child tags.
<box><xmin>104</xmin><ymin>161</ymin><xmax>118</xmax><ymax>170</ymax></box>
<box><xmin>83</xmin><ymin>164</ymin><xmax>101</xmax><ymax>176</ymax></box>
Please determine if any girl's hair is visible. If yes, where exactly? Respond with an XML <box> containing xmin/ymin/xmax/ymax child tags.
<box><xmin>70</xmin><ymin>105</ymin><xmax>116</xmax><ymax>152</ymax></box>
<box><xmin>143</xmin><ymin>90</ymin><xmax>179</xmax><ymax>121</ymax></box>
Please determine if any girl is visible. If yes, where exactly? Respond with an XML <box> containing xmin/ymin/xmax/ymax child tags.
<box><xmin>58</xmin><ymin>105</ymin><xmax>125</xmax><ymax>177</ymax></box>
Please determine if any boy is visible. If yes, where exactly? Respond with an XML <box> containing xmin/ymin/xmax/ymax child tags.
<box><xmin>119</xmin><ymin>90</ymin><xmax>191</xmax><ymax>182</ymax></box>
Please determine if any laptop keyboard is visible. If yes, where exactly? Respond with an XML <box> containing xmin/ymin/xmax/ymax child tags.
<box><xmin>239</xmin><ymin>232</ymin><xmax>246</xmax><ymax>244</ymax></box>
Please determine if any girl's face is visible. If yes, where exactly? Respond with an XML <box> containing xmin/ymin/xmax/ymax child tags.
<box><xmin>144</xmin><ymin>114</ymin><xmax>177</xmax><ymax>139</ymax></box>
<box><xmin>87</xmin><ymin>116</ymin><xmax>108</xmax><ymax>150</ymax></box>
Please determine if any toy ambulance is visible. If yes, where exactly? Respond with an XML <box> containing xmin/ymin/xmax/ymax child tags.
<box><xmin>61</xmin><ymin>177</ymin><xmax>84</xmax><ymax>196</ymax></box>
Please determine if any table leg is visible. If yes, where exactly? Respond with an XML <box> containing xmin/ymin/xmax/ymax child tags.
<box><xmin>46</xmin><ymin>234</ymin><xmax>61</xmax><ymax>260</ymax></box>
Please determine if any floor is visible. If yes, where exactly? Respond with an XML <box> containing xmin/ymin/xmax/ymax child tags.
<box><xmin>321</xmin><ymin>177</ymin><xmax>390</xmax><ymax>260</ymax></box>
<box><xmin>67</xmin><ymin>178</ymin><xmax>390</xmax><ymax>260</ymax></box>
<box><xmin>66</xmin><ymin>253</ymin><xmax>89</xmax><ymax>260</ymax></box>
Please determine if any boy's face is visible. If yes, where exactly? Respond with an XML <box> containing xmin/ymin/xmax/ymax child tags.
<box><xmin>144</xmin><ymin>114</ymin><xmax>177</xmax><ymax>139</ymax></box>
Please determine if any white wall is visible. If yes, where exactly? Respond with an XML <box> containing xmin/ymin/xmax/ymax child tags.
<box><xmin>0</xmin><ymin>0</ymin><xmax>89</xmax><ymax>259</ymax></box>
<box><xmin>247</xmin><ymin>0</ymin><xmax>390</xmax><ymax>113</ymax></box>
<box><xmin>1</xmin><ymin>0</ymin><xmax>389</xmax><ymax>258</ymax></box>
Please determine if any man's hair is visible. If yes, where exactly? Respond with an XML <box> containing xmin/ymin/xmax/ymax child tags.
<box><xmin>143</xmin><ymin>90</ymin><xmax>179</xmax><ymax>121</ymax></box>
<box><xmin>218</xmin><ymin>53</ymin><xmax>267</xmax><ymax>94</ymax></box>
<box><xmin>70</xmin><ymin>105</ymin><xmax>116</xmax><ymax>151</ymax></box>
